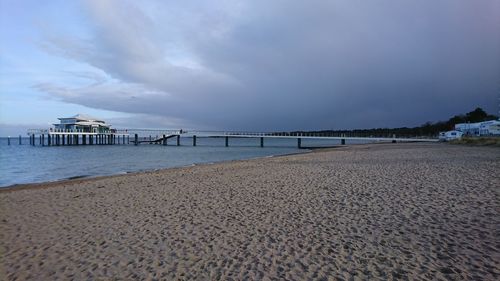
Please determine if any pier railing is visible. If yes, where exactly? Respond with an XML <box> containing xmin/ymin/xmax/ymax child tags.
<box><xmin>20</xmin><ymin>128</ymin><xmax>438</xmax><ymax>147</ymax></box>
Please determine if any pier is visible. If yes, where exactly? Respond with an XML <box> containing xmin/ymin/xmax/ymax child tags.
<box><xmin>26</xmin><ymin>129</ymin><xmax>130</xmax><ymax>146</ymax></box>
<box><xmin>24</xmin><ymin>128</ymin><xmax>438</xmax><ymax>148</ymax></box>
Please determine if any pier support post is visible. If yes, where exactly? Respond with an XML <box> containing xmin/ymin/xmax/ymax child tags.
<box><xmin>42</xmin><ymin>134</ymin><xmax>44</xmax><ymax>146</ymax></box>
<box><xmin>127</xmin><ymin>135</ymin><xmax>130</xmax><ymax>144</ymax></box>
<box><xmin>48</xmin><ymin>134</ymin><xmax>51</xmax><ymax>146</ymax></box>
<box><xmin>297</xmin><ymin>138</ymin><xmax>302</xmax><ymax>149</ymax></box>
<box><xmin>163</xmin><ymin>134</ymin><xmax>167</xmax><ymax>146</ymax></box>
<box><xmin>177</xmin><ymin>135</ymin><xmax>180</xmax><ymax>146</ymax></box>
<box><xmin>62</xmin><ymin>135</ymin><xmax>65</xmax><ymax>145</ymax></box>
<box><xmin>134</xmin><ymin>134</ymin><xmax>138</xmax><ymax>145</ymax></box>
<box><xmin>39</xmin><ymin>135</ymin><xmax>42</xmax><ymax>145</ymax></box>
<box><xmin>7</xmin><ymin>136</ymin><xmax>10</xmax><ymax>145</ymax></box>
<box><xmin>225</xmin><ymin>136</ymin><xmax>229</xmax><ymax>147</ymax></box>
<box><xmin>193</xmin><ymin>135</ymin><xmax>197</xmax><ymax>146</ymax></box>
<box><xmin>341</xmin><ymin>139</ymin><xmax>345</xmax><ymax>145</ymax></box>
<box><xmin>19</xmin><ymin>135</ymin><xmax>22</xmax><ymax>145</ymax></box>
<box><xmin>260</xmin><ymin>137</ymin><xmax>264</xmax><ymax>147</ymax></box>
<box><xmin>83</xmin><ymin>135</ymin><xmax>86</xmax><ymax>145</ymax></box>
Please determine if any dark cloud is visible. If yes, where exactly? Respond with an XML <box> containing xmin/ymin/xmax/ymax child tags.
<box><xmin>38</xmin><ymin>0</ymin><xmax>500</xmax><ymax>130</ymax></box>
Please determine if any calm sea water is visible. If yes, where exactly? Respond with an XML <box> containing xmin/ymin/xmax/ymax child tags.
<box><xmin>0</xmin><ymin>136</ymin><xmax>370</xmax><ymax>187</ymax></box>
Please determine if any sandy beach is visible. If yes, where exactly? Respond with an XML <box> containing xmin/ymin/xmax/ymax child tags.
<box><xmin>1</xmin><ymin>143</ymin><xmax>499</xmax><ymax>280</ymax></box>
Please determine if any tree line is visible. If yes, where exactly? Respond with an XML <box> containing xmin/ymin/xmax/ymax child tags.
<box><xmin>290</xmin><ymin>107</ymin><xmax>498</xmax><ymax>138</ymax></box>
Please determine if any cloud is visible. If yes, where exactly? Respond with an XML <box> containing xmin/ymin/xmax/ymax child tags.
<box><xmin>36</xmin><ymin>0</ymin><xmax>500</xmax><ymax>130</ymax></box>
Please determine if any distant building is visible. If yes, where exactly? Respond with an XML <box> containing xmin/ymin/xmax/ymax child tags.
<box><xmin>53</xmin><ymin>114</ymin><xmax>111</xmax><ymax>133</ymax></box>
<box><xmin>439</xmin><ymin>130</ymin><xmax>463</xmax><ymax>141</ymax></box>
<box><xmin>455</xmin><ymin>120</ymin><xmax>500</xmax><ymax>136</ymax></box>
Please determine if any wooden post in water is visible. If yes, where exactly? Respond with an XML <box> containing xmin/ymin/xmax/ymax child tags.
<box><xmin>127</xmin><ymin>135</ymin><xmax>130</xmax><ymax>144</ymax></box>
<box><xmin>7</xmin><ymin>136</ymin><xmax>10</xmax><ymax>145</ymax></box>
<box><xmin>134</xmin><ymin>134</ymin><xmax>138</xmax><ymax>146</ymax></box>
<box><xmin>48</xmin><ymin>134</ymin><xmax>51</xmax><ymax>146</ymax></box>
<box><xmin>297</xmin><ymin>138</ymin><xmax>302</xmax><ymax>149</ymax></box>
<box><xmin>193</xmin><ymin>135</ymin><xmax>197</xmax><ymax>146</ymax></box>
<box><xmin>19</xmin><ymin>135</ymin><xmax>22</xmax><ymax>145</ymax></box>
<box><xmin>260</xmin><ymin>137</ymin><xmax>264</xmax><ymax>147</ymax></box>
<box><xmin>39</xmin><ymin>135</ymin><xmax>42</xmax><ymax>145</ymax></box>
<box><xmin>177</xmin><ymin>135</ymin><xmax>180</xmax><ymax>146</ymax></box>
<box><xmin>163</xmin><ymin>134</ymin><xmax>167</xmax><ymax>146</ymax></box>
<box><xmin>341</xmin><ymin>138</ymin><xmax>345</xmax><ymax>145</ymax></box>
<box><xmin>83</xmin><ymin>135</ymin><xmax>87</xmax><ymax>145</ymax></box>
<box><xmin>225</xmin><ymin>136</ymin><xmax>229</xmax><ymax>147</ymax></box>
<box><xmin>42</xmin><ymin>134</ymin><xmax>44</xmax><ymax>146</ymax></box>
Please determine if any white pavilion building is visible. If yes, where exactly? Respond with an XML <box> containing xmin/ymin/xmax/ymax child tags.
<box><xmin>53</xmin><ymin>114</ymin><xmax>111</xmax><ymax>133</ymax></box>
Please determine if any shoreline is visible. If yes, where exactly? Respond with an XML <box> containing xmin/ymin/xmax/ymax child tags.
<box><xmin>0</xmin><ymin>146</ymin><xmax>318</xmax><ymax>192</ymax></box>
<box><xmin>0</xmin><ymin>141</ymin><xmax>425</xmax><ymax>191</ymax></box>
<box><xmin>0</xmin><ymin>145</ymin><xmax>317</xmax><ymax>191</ymax></box>
<box><xmin>1</xmin><ymin>142</ymin><xmax>498</xmax><ymax>280</ymax></box>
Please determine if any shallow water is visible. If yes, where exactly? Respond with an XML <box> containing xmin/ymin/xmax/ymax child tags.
<box><xmin>0</xmin><ymin>136</ymin><xmax>371</xmax><ymax>187</ymax></box>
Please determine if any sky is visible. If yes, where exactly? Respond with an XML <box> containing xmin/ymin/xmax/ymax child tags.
<box><xmin>1</xmin><ymin>0</ymin><xmax>499</xmax><ymax>136</ymax></box>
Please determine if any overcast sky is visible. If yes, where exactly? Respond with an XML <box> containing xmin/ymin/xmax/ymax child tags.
<box><xmin>1</xmin><ymin>0</ymin><xmax>499</xmax><ymax>135</ymax></box>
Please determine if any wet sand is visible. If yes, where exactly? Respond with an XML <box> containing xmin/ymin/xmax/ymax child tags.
<box><xmin>1</xmin><ymin>143</ymin><xmax>499</xmax><ymax>280</ymax></box>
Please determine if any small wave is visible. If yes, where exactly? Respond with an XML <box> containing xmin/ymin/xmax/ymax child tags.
<box><xmin>65</xmin><ymin>175</ymin><xmax>90</xmax><ymax>180</ymax></box>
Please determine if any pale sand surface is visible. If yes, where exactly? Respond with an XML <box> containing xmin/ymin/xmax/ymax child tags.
<box><xmin>1</xmin><ymin>143</ymin><xmax>499</xmax><ymax>280</ymax></box>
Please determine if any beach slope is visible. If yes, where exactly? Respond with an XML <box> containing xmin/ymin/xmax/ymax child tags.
<box><xmin>1</xmin><ymin>143</ymin><xmax>499</xmax><ymax>280</ymax></box>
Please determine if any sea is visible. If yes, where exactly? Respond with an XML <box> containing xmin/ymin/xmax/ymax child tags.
<box><xmin>0</xmin><ymin>136</ymin><xmax>371</xmax><ymax>187</ymax></box>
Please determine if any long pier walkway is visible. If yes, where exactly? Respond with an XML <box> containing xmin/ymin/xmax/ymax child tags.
<box><xmin>22</xmin><ymin>128</ymin><xmax>438</xmax><ymax>148</ymax></box>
